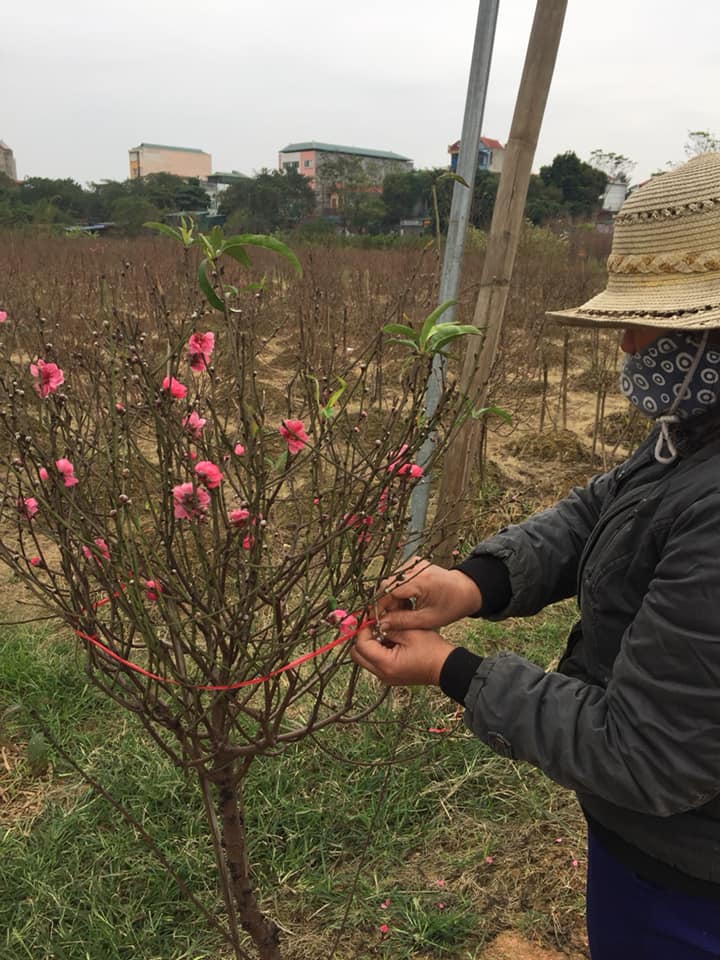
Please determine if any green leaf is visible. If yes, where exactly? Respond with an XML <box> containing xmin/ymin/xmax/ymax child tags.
<box><xmin>222</xmin><ymin>243</ymin><xmax>252</xmax><ymax>268</ymax></box>
<box><xmin>198</xmin><ymin>259</ymin><xmax>225</xmax><ymax>312</ymax></box>
<box><xmin>383</xmin><ymin>323</ymin><xmax>418</xmax><ymax>340</ymax></box>
<box><xmin>208</xmin><ymin>225</ymin><xmax>225</xmax><ymax>255</ymax></box>
<box><xmin>426</xmin><ymin>324</ymin><xmax>482</xmax><ymax>352</ymax></box>
<box><xmin>321</xmin><ymin>377</ymin><xmax>347</xmax><ymax>419</ymax></box>
<box><xmin>419</xmin><ymin>300</ymin><xmax>457</xmax><ymax>350</ymax></box>
<box><xmin>143</xmin><ymin>221</ymin><xmax>182</xmax><ymax>241</ymax></box>
<box><xmin>471</xmin><ymin>404</ymin><xmax>512</xmax><ymax>423</ymax></box>
<box><xmin>385</xmin><ymin>337</ymin><xmax>420</xmax><ymax>352</ymax></box>
<box><xmin>436</xmin><ymin>172</ymin><xmax>470</xmax><ymax>189</ymax></box>
<box><xmin>223</xmin><ymin>234</ymin><xmax>302</xmax><ymax>275</ymax></box>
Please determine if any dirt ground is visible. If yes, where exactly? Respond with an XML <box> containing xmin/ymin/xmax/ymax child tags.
<box><xmin>480</xmin><ymin>931</ymin><xmax>586</xmax><ymax>960</ymax></box>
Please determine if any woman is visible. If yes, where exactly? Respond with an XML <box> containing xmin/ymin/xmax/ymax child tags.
<box><xmin>351</xmin><ymin>152</ymin><xmax>720</xmax><ymax>959</ymax></box>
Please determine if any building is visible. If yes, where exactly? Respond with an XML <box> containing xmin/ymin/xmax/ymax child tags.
<box><xmin>448</xmin><ymin>137</ymin><xmax>504</xmax><ymax>175</ymax></box>
<box><xmin>204</xmin><ymin>170</ymin><xmax>248</xmax><ymax>213</ymax></box>
<box><xmin>0</xmin><ymin>140</ymin><xmax>17</xmax><ymax>180</ymax></box>
<box><xmin>278</xmin><ymin>141</ymin><xmax>412</xmax><ymax>209</ymax></box>
<box><xmin>128</xmin><ymin>142</ymin><xmax>212</xmax><ymax>180</ymax></box>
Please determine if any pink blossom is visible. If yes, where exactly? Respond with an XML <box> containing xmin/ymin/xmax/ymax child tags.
<box><xmin>377</xmin><ymin>488</ymin><xmax>389</xmax><ymax>514</ymax></box>
<box><xmin>29</xmin><ymin>556</ymin><xmax>41</xmax><ymax>566</ymax></box>
<box><xmin>379</xmin><ymin>899</ymin><xmax>391</xmax><ymax>909</ymax></box>
<box><xmin>82</xmin><ymin>538</ymin><xmax>110</xmax><ymax>562</ymax></box>
<box><xmin>571</xmin><ymin>859</ymin><xmax>579</xmax><ymax>868</ymax></box>
<box><xmin>182</xmin><ymin>410</ymin><xmax>207</xmax><ymax>439</ymax></box>
<box><xmin>195</xmin><ymin>460</ymin><xmax>223</xmax><ymax>489</ymax></box>
<box><xmin>435</xmin><ymin>879</ymin><xmax>446</xmax><ymax>888</ymax></box>
<box><xmin>18</xmin><ymin>497</ymin><xmax>38</xmax><ymax>519</ymax></box>
<box><xmin>30</xmin><ymin>359</ymin><xmax>64</xmax><ymax>398</ymax></box>
<box><xmin>38</xmin><ymin>467</ymin><xmax>49</xmax><ymax>481</ymax></box>
<box><xmin>115</xmin><ymin>402</ymin><xmax>126</xmax><ymax>413</ymax></box>
<box><xmin>0</xmin><ymin>310</ymin><xmax>7</xmax><ymax>323</ymax></box>
<box><xmin>187</xmin><ymin>331</ymin><xmax>215</xmax><ymax>372</ymax></box>
<box><xmin>437</xmin><ymin>902</ymin><xmax>445</xmax><ymax>910</ymax></box>
<box><xmin>328</xmin><ymin>609</ymin><xmax>358</xmax><ymax>635</ymax></box>
<box><xmin>343</xmin><ymin>512</ymin><xmax>373</xmax><ymax>544</ymax></box>
<box><xmin>143</xmin><ymin>579</ymin><xmax>162</xmax><ymax>601</ymax></box>
<box><xmin>161</xmin><ymin>376</ymin><xmax>187</xmax><ymax>399</ymax></box>
<box><xmin>485</xmin><ymin>856</ymin><xmax>494</xmax><ymax>865</ymax></box>
<box><xmin>379</xmin><ymin>924</ymin><xmax>389</xmax><ymax>935</ymax></box>
<box><xmin>233</xmin><ymin>442</ymin><xmax>245</xmax><ymax>456</ymax></box>
<box><xmin>172</xmin><ymin>482</ymin><xmax>211</xmax><ymax>520</ymax></box>
<box><xmin>402</xmin><ymin>463</ymin><xmax>424</xmax><ymax>479</ymax></box>
<box><xmin>228</xmin><ymin>507</ymin><xmax>250</xmax><ymax>528</ymax></box>
<box><xmin>242</xmin><ymin>533</ymin><xmax>255</xmax><ymax>550</ymax></box>
<box><xmin>55</xmin><ymin>458</ymin><xmax>79</xmax><ymax>487</ymax></box>
<box><xmin>387</xmin><ymin>444</ymin><xmax>409</xmax><ymax>472</ymax></box>
<box><xmin>279</xmin><ymin>419</ymin><xmax>309</xmax><ymax>455</ymax></box>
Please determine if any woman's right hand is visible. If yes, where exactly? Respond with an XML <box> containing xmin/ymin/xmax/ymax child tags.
<box><xmin>374</xmin><ymin>557</ymin><xmax>483</xmax><ymax>633</ymax></box>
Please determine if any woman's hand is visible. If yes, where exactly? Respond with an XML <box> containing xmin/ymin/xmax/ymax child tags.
<box><xmin>351</xmin><ymin>623</ymin><xmax>455</xmax><ymax>687</ymax></box>
<box><xmin>375</xmin><ymin>556</ymin><xmax>483</xmax><ymax>632</ymax></box>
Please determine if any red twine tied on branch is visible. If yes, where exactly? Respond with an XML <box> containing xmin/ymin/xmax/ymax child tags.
<box><xmin>74</xmin><ymin>592</ymin><xmax>373</xmax><ymax>691</ymax></box>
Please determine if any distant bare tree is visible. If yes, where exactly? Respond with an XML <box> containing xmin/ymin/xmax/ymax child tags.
<box><xmin>684</xmin><ymin>130</ymin><xmax>720</xmax><ymax>157</ymax></box>
<box><xmin>589</xmin><ymin>149</ymin><xmax>636</xmax><ymax>184</ymax></box>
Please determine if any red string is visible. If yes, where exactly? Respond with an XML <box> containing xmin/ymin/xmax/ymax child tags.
<box><xmin>74</xmin><ymin>606</ymin><xmax>372</xmax><ymax>691</ymax></box>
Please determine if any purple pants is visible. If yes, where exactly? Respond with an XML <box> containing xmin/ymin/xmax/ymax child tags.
<box><xmin>586</xmin><ymin>828</ymin><xmax>720</xmax><ymax>959</ymax></box>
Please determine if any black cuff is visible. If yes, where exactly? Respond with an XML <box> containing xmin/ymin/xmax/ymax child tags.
<box><xmin>439</xmin><ymin>646</ymin><xmax>483</xmax><ymax>705</ymax></box>
<box><xmin>455</xmin><ymin>554</ymin><xmax>511</xmax><ymax>616</ymax></box>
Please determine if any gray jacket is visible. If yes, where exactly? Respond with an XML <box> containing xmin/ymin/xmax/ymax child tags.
<box><xmin>464</xmin><ymin>428</ymin><xmax>720</xmax><ymax>882</ymax></box>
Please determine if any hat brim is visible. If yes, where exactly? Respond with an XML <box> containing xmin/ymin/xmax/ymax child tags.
<box><xmin>546</xmin><ymin>305</ymin><xmax>720</xmax><ymax>330</ymax></box>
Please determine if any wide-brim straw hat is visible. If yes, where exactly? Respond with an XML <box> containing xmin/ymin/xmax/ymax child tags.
<box><xmin>547</xmin><ymin>152</ymin><xmax>720</xmax><ymax>330</ymax></box>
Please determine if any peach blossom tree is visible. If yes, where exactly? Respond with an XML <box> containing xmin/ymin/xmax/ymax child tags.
<box><xmin>0</xmin><ymin>222</ymin><xmax>479</xmax><ymax>959</ymax></box>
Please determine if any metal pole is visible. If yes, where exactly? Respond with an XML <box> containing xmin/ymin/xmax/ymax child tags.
<box><xmin>405</xmin><ymin>0</ymin><xmax>499</xmax><ymax>556</ymax></box>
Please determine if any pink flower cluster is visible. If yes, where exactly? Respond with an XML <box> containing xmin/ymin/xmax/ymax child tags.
<box><xmin>82</xmin><ymin>538</ymin><xmax>110</xmax><ymax>562</ymax></box>
<box><xmin>279</xmin><ymin>419</ymin><xmax>309</xmax><ymax>455</ymax></box>
<box><xmin>187</xmin><ymin>331</ymin><xmax>215</xmax><ymax>372</ymax></box>
<box><xmin>327</xmin><ymin>609</ymin><xmax>359</xmax><ymax>636</ymax></box>
<box><xmin>388</xmin><ymin>445</ymin><xmax>423</xmax><ymax>479</ymax></box>
<box><xmin>55</xmin><ymin>458</ymin><xmax>78</xmax><ymax>486</ymax></box>
<box><xmin>30</xmin><ymin>359</ymin><xmax>64</xmax><ymax>398</ymax></box>
<box><xmin>162</xmin><ymin>376</ymin><xmax>187</xmax><ymax>400</ymax></box>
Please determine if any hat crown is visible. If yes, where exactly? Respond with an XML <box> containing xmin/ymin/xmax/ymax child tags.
<box><xmin>618</xmin><ymin>153</ymin><xmax>720</xmax><ymax>222</ymax></box>
<box><xmin>547</xmin><ymin>153</ymin><xmax>720</xmax><ymax>329</ymax></box>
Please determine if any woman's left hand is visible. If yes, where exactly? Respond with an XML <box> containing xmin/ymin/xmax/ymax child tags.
<box><xmin>351</xmin><ymin>623</ymin><xmax>455</xmax><ymax>686</ymax></box>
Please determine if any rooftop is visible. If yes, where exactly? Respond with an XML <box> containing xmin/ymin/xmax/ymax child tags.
<box><xmin>129</xmin><ymin>142</ymin><xmax>209</xmax><ymax>155</ymax></box>
<box><xmin>280</xmin><ymin>141</ymin><xmax>411</xmax><ymax>162</ymax></box>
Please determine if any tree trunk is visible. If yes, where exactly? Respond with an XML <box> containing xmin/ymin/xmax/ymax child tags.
<box><xmin>213</xmin><ymin>752</ymin><xmax>282</xmax><ymax>960</ymax></box>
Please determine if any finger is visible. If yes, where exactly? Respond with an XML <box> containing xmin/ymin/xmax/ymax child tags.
<box><xmin>351</xmin><ymin>636</ymin><xmax>394</xmax><ymax>678</ymax></box>
<box><xmin>379</xmin><ymin>608</ymin><xmax>436</xmax><ymax>633</ymax></box>
<box><xmin>379</xmin><ymin>557</ymin><xmax>428</xmax><ymax>595</ymax></box>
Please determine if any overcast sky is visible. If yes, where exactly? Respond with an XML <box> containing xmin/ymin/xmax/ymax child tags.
<box><xmin>2</xmin><ymin>0</ymin><xmax>719</xmax><ymax>187</ymax></box>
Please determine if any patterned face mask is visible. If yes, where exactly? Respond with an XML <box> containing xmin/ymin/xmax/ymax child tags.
<box><xmin>619</xmin><ymin>331</ymin><xmax>720</xmax><ymax>420</ymax></box>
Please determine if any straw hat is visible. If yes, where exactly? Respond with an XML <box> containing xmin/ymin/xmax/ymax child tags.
<box><xmin>548</xmin><ymin>152</ymin><xmax>720</xmax><ymax>330</ymax></box>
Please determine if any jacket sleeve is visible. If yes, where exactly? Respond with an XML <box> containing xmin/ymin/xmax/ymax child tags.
<box><xmin>462</xmin><ymin>495</ymin><xmax>720</xmax><ymax>817</ymax></box>
<box><xmin>466</xmin><ymin>465</ymin><xmax>619</xmax><ymax>620</ymax></box>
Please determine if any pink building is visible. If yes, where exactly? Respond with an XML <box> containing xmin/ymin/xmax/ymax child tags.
<box><xmin>128</xmin><ymin>142</ymin><xmax>212</xmax><ymax>180</ymax></box>
<box><xmin>278</xmin><ymin>140</ymin><xmax>412</xmax><ymax>209</ymax></box>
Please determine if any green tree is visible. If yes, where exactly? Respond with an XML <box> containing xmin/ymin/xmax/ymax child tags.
<box><xmin>111</xmin><ymin>196</ymin><xmax>163</xmax><ymax>235</ymax></box>
<box><xmin>220</xmin><ymin>169</ymin><xmax>315</xmax><ymax>233</ymax></box>
<box><xmin>539</xmin><ymin>151</ymin><xmax>607</xmax><ymax>218</ymax></box>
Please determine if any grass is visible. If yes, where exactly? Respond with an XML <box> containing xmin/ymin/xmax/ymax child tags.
<box><xmin>0</xmin><ymin>606</ymin><xmax>586</xmax><ymax>960</ymax></box>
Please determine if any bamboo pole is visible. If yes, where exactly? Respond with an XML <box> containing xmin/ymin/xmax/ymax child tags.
<box><xmin>433</xmin><ymin>0</ymin><xmax>568</xmax><ymax>562</ymax></box>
